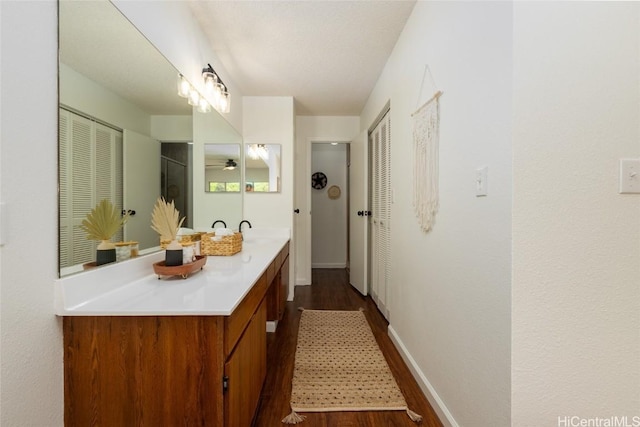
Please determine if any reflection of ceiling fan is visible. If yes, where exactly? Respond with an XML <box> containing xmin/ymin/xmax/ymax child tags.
<box><xmin>205</xmin><ymin>158</ymin><xmax>237</xmax><ymax>170</ymax></box>
<box><xmin>223</xmin><ymin>159</ymin><xmax>237</xmax><ymax>170</ymax></box>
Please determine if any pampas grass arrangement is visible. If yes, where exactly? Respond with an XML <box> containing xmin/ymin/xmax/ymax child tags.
<box><xmin>80</xmin><ymin>199</ymin><xmax>128</xmax><ymax>265</ymax></box>
<box><xmin>80</xmin><ymin>199</ymin><xmax>128</xmax><ymax>244</ymax></box>
<box><xmin>151</xmin><ymin>197</ymin><xmax>185</xmax><ymax>243</ymax></box>
<box><xmin>151</xmin><ymin>197</ymin><xmax>185</xmax><ymax>266</ymax></box>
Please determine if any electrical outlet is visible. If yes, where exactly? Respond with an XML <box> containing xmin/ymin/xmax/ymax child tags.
<box><xmin>619</xmin><ymin>159</ymin><xmax>640</xmax><ymax>194</ymax></box>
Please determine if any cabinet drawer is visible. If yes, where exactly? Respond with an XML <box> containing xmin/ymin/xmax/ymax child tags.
<box><xmin>224</xmin><ymin>273</ymin><xmax>268</xmax><ymax>357</ymax></box>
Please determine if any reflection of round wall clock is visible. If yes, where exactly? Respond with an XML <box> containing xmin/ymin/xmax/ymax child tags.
<box><xmin>311</xmin><ymin>172</ymin><xmax>327</xmax><ymax>189</ymax></box>
<box><xmin>328</xmin><ymin>185</ymin><xmax>341</xmax><ymax>200</ymax></box>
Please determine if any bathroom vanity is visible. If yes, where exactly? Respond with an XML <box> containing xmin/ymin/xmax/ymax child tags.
<box><xmin>56</xmin><ymin>230</ymin><xmax>290</xmax><ymax>426</ymax></box>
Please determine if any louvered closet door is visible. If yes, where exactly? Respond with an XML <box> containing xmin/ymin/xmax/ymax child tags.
<box><xmin>368</xmin><ymin>111</ymin><xmax>391</xmax><ymax>319</ymax></box>
<box><xmin>59</xmin><ymin>109</ymin><xmax>123</xmax><ymax>270</ymax></box>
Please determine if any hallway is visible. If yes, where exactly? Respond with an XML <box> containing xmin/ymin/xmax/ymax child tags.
<box><xmin>254</xmin><ymin>269</ymin><xmax>443</xmax><ymax>426</ymax></box>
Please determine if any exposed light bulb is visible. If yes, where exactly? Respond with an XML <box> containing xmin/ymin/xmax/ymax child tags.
<box><xmin>177</xmin><ymin>75</ymin><xmax>190</xmax><ymax>98</ymax></box>
<box><xmin>247</xmin><ymin>144</ymin><xmax>258</xmax><ymax>160</ymax></box>
<box><xmin>258</xmin><ymin>144</ymin><xmax>269</xmax><ymax>160</ymax></box>
<box><xmin>187</xmin><ymin>89</ymin><xmax>200</xmax><ymax>106</ymax></box>
<box><xmin>197</xmin><ymin>97</ymin><xmax>211</xmax><ymax>113</ymax></box>
<box><xmin>204</xmin><ymin>73</ymin><xmax>217</xmax><ymax>93</ymax></box>
<box><xmin>219</xmin><ymin>93</ymin><xmax>229</xmax><ymax>113</ymax></box>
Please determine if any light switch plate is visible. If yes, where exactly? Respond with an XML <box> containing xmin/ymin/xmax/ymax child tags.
<box><xmin>619</xmin><ymin>158</ymin><xmax>640</xmax><ymax>194</ymax></box>
<box><xmin>476</xmin><ymin>166</ymin><xmax>488</xmax><ymax>197</ymax></box>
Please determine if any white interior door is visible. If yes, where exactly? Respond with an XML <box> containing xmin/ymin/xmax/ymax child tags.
<box><xmin>349</xmin><ymin>130</ymin><xmax>368</xmax><ymax>295</ymax></box>
<box><xmin>123</xmin><ymin>129</ymin><xmax>160</xmax><ymax>250</ymax></box>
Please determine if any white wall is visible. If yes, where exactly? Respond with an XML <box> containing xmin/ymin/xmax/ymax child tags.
<box><xmin>0</xmin><ymin>1</ymin><xmax>62</xmax><ymax>425</ymax></box>
<box><xmin>60</xmin><ymin>63</ymin><xmax>151</xmax><ymax>136</ymax></box>
<box><xmin>193</xmin><ymin>111</ymin><xmax>243</xmax><ymax>230</ymax></box>
<box><xmin>245</xmin><ymin>168</ymin><xmax>269</xmax><ymax>184</ymax></box>
<box><xmin>512</xmin><ymin>2</ymin><xmax>640</xmax><ymax>424</ymax></box>
<box><xmin>112</xmin><ymin>1</ymin><xmax>243</xmax><ymax>133</ymax></box>
<box><xmin>360</xmin><ymin>2</ymin><xmax>513</xmax><ymax>426</ymax></box>
<box><xmin>243</xmin><ymin>97</ymin><xmax>295</xmax><ymax>228</ymax></box>
<box><xmin>295</xmin><ymin>116</ymin><xmax>359</xmax><ymax>285</ymax></box>
<box><xmin>151</xmin><ymin>115</ymin><xmax>192</xmax><ymax>142</ymax></box>
<box><xmin>243</xmin><ymin>96</ymin><xmax>295</xmax><ymax>297</ymax></box>
<box><xmin>0</xmin><ymin>1</ymin><xmax>242</xmax><ymax>424</ymax></box>
<box><xmin>311</xmin><ymin>144</ymin><xmax>348</xmax><ymax>268</ymax></box>
<box><xmin>61</xmin><ymin>64</ymin><xmax>193</xmax><ymax>141</ymax></box>
<box><xmin>205</xmin><ymin>168</ymin><xmax>242</xmax><ymax>187</ymax></box>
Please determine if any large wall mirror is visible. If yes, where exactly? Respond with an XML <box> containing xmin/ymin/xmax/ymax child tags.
<box><xmin>245</xmin><ymin>144</ymin><xmax>282</xmax><ymax>193</ymax></box>
<box><xmin>58</xmin><ymin>1</ymin><xmax>241</xmax><ymax>276</ymax></box>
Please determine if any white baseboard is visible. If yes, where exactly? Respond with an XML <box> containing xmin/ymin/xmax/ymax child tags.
<box><xmin>266</xmin><ymin>320</ymin><xmax>277</xmax><ymax>333</ymax></box>
<box><xmin>311</xmin><ymin>263</ymin><xmax>347</xmax><ymax>269</ymax></box>
<box><xmin>296</xmin><ymin>278</ymin><xmax>311</xmax><ymax>286</ymax></box>
<box><xmin>388</xmin><ymin>326</ymin><xmax>459</xmax><ymax>427</ymax></box>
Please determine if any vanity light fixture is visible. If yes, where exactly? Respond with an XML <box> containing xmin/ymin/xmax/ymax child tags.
<box><xmin>247</xmin><ymin>144</ymin><xmax>268</xmax><ymax>161</ymax></box>
<box><xmin>177</xmin><ymin>74</ymin><xmax>190</xmax><ymax>98</ymax></box>
<box><xmin>175</xmin><ymin>66</ymin><xmax>231</xmax><ymax>114</ymax></box>
<box><xmin>202</xmin><ymin>63</ymin><xmax>231</xmax><ymax>114</ymax></box>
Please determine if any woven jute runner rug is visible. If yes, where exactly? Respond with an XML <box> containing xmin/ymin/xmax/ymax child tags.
<box><xmin>282</xmin><ymin>309</ymin><xmax>422</xmax><ymax>424</ymax></box>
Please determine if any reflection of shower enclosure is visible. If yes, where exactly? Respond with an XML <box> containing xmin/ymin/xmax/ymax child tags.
<box><xmin>161</xmin><ymin>143</ymin><xmax>191</xmax><ymax>228</ymax></box>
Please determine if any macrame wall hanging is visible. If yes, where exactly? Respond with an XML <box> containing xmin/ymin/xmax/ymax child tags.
<box><xmin>411</xmin><ymin>65</ymin><xmax>442</xmax><ymax>233</ymax></box>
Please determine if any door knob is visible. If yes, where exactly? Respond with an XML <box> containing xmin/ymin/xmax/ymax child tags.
<box><xmin>122</xmin><ymin>209</ymin><xmax>136</xmax><ymax>216</ymax></box>
<box><xmin>357</xmin><ymin>211</ymin><xmax>364</xmax><ymax>216</ymax></box>
<box><xmin>294</xmin><ymin>208</ymin><xmax>300</xmax><ymax>214</ymax></box>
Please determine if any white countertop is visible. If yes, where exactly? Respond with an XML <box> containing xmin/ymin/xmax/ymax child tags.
<box><xmin>55</xmin><ymin>228</ymin><xmax>290</xmax><ymax>316</ymax></box>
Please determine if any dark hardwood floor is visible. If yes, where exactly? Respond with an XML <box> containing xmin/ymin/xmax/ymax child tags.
<box><xmin>253</xmin><ymin>268</ymin><xmax>443</xmax><ymax>427</ymax></box>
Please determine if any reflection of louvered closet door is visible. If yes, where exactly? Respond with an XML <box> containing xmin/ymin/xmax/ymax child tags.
<box><xmin>59</xmin><ymin>108</ymin><xmax>123</xmax><ymax>270</ymax></box>
<box><xmin>368</xmin><ymin>111</ymin><xmax>391</xmax><ymax>319</ymax></box>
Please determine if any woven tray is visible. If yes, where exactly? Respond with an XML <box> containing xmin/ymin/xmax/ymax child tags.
<box><xmin>153</xmin><ymin>255</ymin><xmax>207</xmax><ymax>279</ymax></box>
<box><xmin>201</xmin><ymin>232</ymin><xmax>242</xmax><ymax>256</ymax></box>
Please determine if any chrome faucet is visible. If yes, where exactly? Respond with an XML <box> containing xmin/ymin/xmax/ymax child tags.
<box><xmin>238</xmin><ymin>220</ymin><xmax>252</xmax><ymax>235</ymax></box>
<box><xmin>211</xmin><ymin>220</ymin><xmax>226</xmax><ymax>228</ymax></box>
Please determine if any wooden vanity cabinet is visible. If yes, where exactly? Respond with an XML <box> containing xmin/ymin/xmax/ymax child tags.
<box><xmin>267</xmin><ymin>241</ymin><xmax>290</xmax><ymax>322</ymax></box>
<box><xmin>63</xmin><ymin>241</ymin><xmax>289</xmax><ymax>427</ymax></box>
<box><xmin>63</xmin><ymin>315</ymin><xmax>226</xmax><ymax>426</ymax></box>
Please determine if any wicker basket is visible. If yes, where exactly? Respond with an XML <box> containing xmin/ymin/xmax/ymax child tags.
<box><xmin>160</xmin><ymin>232</ymin><xmax>205</xmax><ymax>249</ymax></box>
<box><xmin>200</xmin><ymin>232</ymin><xmax>242</xmax><ymax>256</ymax></box>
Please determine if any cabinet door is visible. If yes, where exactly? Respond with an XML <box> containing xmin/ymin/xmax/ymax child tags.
<box><xmin>224</xmin><ymin>299</ymin><xmax>267</xmax><ymax>427</ymax></box>
<box><xmin>266</xmin><ymin>270</ymin><xmax>281</xmax><ymax>321</ymax></box>
<box><xmin>279</xmin><ymin>256</ymin><xmax>289</xmax><ymax>319</ymax></box>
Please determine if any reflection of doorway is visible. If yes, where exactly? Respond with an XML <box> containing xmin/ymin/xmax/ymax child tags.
<box><xmin>311</xmin><ymin>143</ymin><xmax>349</xmax><ymax>269</ymax></box>
<box><xmin>161</xmin><ymin>143</ymin><xmax>192</xmax><ymax>228</ymax></box>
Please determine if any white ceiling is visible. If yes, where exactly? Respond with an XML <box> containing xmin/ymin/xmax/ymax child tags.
<box><xmin>59</xmin><ymin>1</ymin><xmax>415</xmax><ymax>118</ymax></box>
<box><xmin>59</xmin><ymin>1</ymin><xmax>192</xmax><ymax>116</ymax></box>
<box><xmin>188</xmin><ymin>1</ymin><xmax>416</xmax><ymax>116</ymax></box>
